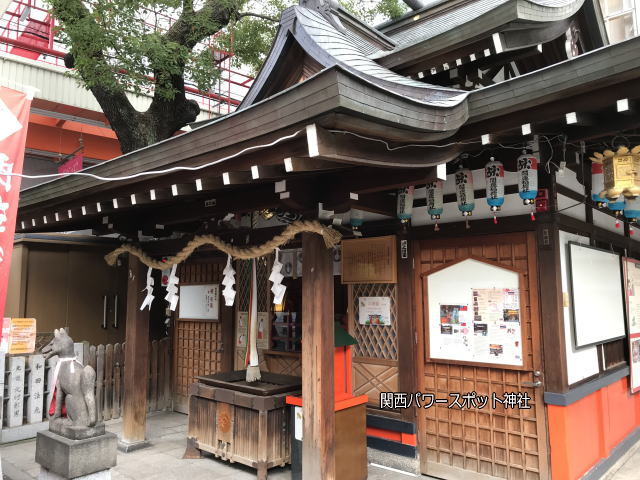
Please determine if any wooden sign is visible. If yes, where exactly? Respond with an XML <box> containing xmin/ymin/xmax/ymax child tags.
<box><xmin>341</xmin><ymin>235</ymin><xmax>397</xmax><ymax>284</ymax></box>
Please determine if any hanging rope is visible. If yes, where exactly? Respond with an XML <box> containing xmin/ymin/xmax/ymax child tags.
<box><xmin>104</xmin><ymin>220</ymin><xmax>342</xmax><ymax>268</ymax></box>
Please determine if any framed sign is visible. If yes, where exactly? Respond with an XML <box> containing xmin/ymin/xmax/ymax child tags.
<box><xmin>623</xmin><ymin>257</ymin><xmax>640</xmax><ymax>393</ymax></box>
<box><xmin>568</xmin><ymin>242</ymin><xmax>625</xmax><ymax>348</ymax></box>
<box><xmin>425</xmin><ymin>258</ymin><xmax>525</xmax><ymax>368</ymax></box>
<box><xmin>358</xmin><ymin>297</ymin><xmax>392</xmax><ymax>325</ymax></box>
<box><xmin>342</xmin><ymin>235</ymin><xmax>397</xmax><ymax>284</ymax></box>
<box><xmin>178</xmin><ymin>284</ymin><xmax>220</xmax><ymax>320</ymax></box>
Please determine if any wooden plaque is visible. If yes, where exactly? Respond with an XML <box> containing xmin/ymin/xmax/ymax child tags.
<box><xmin>341</xmin><ymin>236</ymin><xmax>397</xmax><ymax>284</ymax></box>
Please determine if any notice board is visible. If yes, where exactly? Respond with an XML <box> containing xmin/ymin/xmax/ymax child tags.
<box><xmin>568</xmin><ymin>242</ymin><xmax>625</xmax><ymax>348</ymax></box>
<box><xmin>178</xmin><ymin>284</ymin><xmax>220</xmax><ymax>320</ymax></box>
<box><xmin>426</xmin><ymin>258</ymin><xmax>524</xmax><ymax>368</ymax></box>
<box><xmin>342</xmin><ymin>235</ymin><xmax>397</xmax><ymax>284</ymax></box>
<box><xmin>624</xmin><ymin>257</ymin><xmax>640</xmax><ymax>393</ymax></box>
<box><xmin>1</xmin><ymin>317</ymin><xmax>36</xmax><ymax>354</ymax></box>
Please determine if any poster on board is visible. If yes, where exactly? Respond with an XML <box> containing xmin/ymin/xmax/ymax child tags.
<box><xmin>427</xmin><ymin>258</ymin><xmax>523</xmax><ymax>367</ymax></box>
<box><xmin>235</xmin><ymin>311</ymin><xmax>270</xmax><ymax>349</ymax></box>
<box><xmin>1</xmin><ymin>317</ymin><xmax>36</xmax><ymax>354</ymax></box>
<box><xmin>623</xmin><ymin>257</ymin><xmax>640</xmax><ymax>393</ymax></box>
<box><xmin>358</xmin><ymin>297</ymin><xmax>392</xmax><ymax>325</ymax></box>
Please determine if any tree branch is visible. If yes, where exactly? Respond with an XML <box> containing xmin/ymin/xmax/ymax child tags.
<box><xmin>49</xmin><ymin>0</ymin><xmax>138</xmax><ymax>122</ymax></box>
<box><xmin>236</xmin><ymin>12</ymin><xmax>278</xmax><ymax>22</ymax></box>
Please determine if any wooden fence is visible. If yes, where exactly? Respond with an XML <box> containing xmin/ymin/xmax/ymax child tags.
<box><xmin>83</xmin><ymin>337</ymin><xmax>171</xmax><ymax>421</ymax></box>
<box><xmin>2</xmin><ymin>337</ymin><xmax>171</xmax><ymax>431</ymax></box>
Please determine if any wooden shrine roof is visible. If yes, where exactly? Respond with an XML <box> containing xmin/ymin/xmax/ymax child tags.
<box><xmin>15</xmin><ymin>1</ymin><xmax>639</xmax><ymax>236</ymax></box>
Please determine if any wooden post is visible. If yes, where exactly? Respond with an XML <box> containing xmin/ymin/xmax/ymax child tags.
<box><xmin>120</xmin><ymin>255</ymin><xmax>150</xmax><ymax>451</ymax></box>
<box><xmin>301</xmin><ymin>232</ymin><xmax>336</xmax><ymax>480</ymax></box>
<box><xmin>536</xmin><ymin>221</ymin><xmax>569</xmax><ymax>393</ymax></box>
<box><xmin>396</xmin><ymin>232</ymin><xmax>417</xmax><ymax>422</ymax></box>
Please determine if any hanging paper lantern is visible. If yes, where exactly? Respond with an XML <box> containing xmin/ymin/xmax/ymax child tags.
<box><xmin>517</xmin><ymin>151</ymin><xmax>538</xmax><ymax>205</ymax></box>
<box><xmin>591</xmin><ymin>146</ymin><xmax>640</xmax><ymax>199</ymax></box>
<box><xmin>591</xmin><ymin>162</ymin><xmax>608</xmax><ymax>208</ymax></box>
<box><xmin>350</xmin><ymin>209</ymin><xmax>364</xmax><ymax>229</ymax></box>
<box><xmin>608</xmin><ymin>194</ymin><xmax>625</xmax><ymax>213</ymax></box>
<box><xmin>397</xmin><ymin>186</ymin><xmax>415</xmax><ymax>223</ymax></box>
<box><xmin>426</xmin><ymin>180</ymin><xmax>444</xmax><ymax>232</ymax></box>
<box><xmin>455</xmin><ymin>168</ymin><xmax>475</xmax><ymax>217</ymax></box>
<box><xmin>624</xmin><ymin>197</ymin><xmax>640</xmax><ymax>222</ymax></box>
<box><xmin>485</xmin><ymin>157</ymin><xmax>505</xmax><ymax>214</ymax></box>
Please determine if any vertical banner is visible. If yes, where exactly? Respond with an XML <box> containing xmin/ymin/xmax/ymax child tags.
<box><xmin>0</xmin><ymin>87</ymin><xmax>33</xmax><ymax>317</ymax></box>
<box><xmin>58</xmin><ymin>153</ymin><xmax>83</xmax><ymax>174</ymax></box>
<box><xmin>623</xmin><ymin>257</ymin><xmax>640</xmax><ymax>393</ymax></box>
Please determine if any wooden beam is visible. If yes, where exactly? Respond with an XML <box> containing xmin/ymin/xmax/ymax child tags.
<box><xmin>307</xmin><ymin>124</ymin><xmax>461</xmax><ymax>168</ymax></box>
<box><xmin>301</xmin><ymin>232</ymin><xmax>335</xmax><ymax>479</ymax></box>
<box><xmin>120</xmin><ymin>254</ymin><xmax>150</xmax><ymax>450</ymax></box>
<box><xmin>283</xmin><ymin>156</ymin><xmax>345</xmax><ymax>173</ymax></box>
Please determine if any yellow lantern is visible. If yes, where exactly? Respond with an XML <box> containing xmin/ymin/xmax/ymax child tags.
<box><xmin>591</xmin><ymin>146</ymin><xmax>640</xmax><ymax>200</ymax></box>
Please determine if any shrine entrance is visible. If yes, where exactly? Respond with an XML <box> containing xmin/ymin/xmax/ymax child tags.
<box><xmin>415</xmin><ymin>232</ymin><xmax>550</xmax><ymax>479</ymax></box>
<box><xmin>172</xmin><ymin>258</ymin><xmax>234</xmax><ymax>413</ymax></box>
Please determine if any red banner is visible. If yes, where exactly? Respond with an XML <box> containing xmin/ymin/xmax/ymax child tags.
<box><xmin>58</xmin><ymin>153</ymin><xmax>83</xmax><ymax>174</ymax></box>
<box><xmin>0</xmin><ymin>87</ymin><xmax>33</xmax><ymax>317</ymax></box>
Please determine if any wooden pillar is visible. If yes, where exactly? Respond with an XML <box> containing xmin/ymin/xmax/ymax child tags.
<box><xmin>536</xmin><ymin>221</ymin><xmax>569</xmax><ymax>393</ymax></box>
<box><xmin>120</xmin><ymin>254</ymin><xmax>150</xmax><ymax>450</ymax></box>
<box><xmin>396</xmin><ymin>231</ymin><xmax>418</xmax><ymax>422</ymax></box>
<box><xmin>301</xmin><ymin>232</ymin><xmax>336</xmax><ymax>479</ymax></box>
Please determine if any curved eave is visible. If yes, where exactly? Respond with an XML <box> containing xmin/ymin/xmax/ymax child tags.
<box><xmin>466</xmin><ymin>34</ymin><xmax>640</xmax><ymax>122</ymax></box>
<box><xmin>374</xmin><ymin>0</ymin><xmax>585</xmax><ymax>69</ymax></box>
<box><xmin>240</xmin><ymin>6</ymin><xmax>468</xmax><ymax>134</ymax></box>
<box><xmin>17</xmin><ymin>65</ymin><xmax>468</xmax><ymax>213</ymax></box>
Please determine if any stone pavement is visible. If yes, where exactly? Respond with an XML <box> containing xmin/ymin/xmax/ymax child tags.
<box><xmin>5</xmin><ymin>412</ymin><xmax>639</xmax><ymax>479</ymax></box>
<box><xmin>0</xmin><ymin>412</ymin><xmax>417</xmax><ymax>480</ymax></box>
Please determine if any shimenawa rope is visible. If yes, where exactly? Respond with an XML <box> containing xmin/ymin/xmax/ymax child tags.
<box><xmin>104</xmin><ymin>220</ymin><xmax>341</xmax><ymax>268</ymax></box>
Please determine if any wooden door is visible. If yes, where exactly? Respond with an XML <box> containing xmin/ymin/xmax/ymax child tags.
<box><xmin>415</xmin><ymin>232</ymin><xmax>549</xmax><ymax>479</ymax></box>
<box><xmin>173</xmin><ymin>259</ymin><xmax>233</xmax><ymax>413</ymax></box>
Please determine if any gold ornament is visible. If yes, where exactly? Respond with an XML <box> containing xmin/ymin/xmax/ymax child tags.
<box><xmin>589</xmin><ymin>146</ymin><xmax>640</xmax><ymax>200</ymax></box>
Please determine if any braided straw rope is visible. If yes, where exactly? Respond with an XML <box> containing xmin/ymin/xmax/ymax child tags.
<box><xmin>104</xmin><ymin>220</ymin><xmax>342</xmax><ymax>269</ymax></box>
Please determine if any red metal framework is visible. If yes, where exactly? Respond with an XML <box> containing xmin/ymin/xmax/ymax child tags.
<box><xmin>0</xmin><ymin>0</ymin><xmax>253</xmax><ymax>115</ymax></box>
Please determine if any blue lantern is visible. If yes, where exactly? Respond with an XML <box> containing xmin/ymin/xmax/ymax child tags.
<box><xmin>624</xmin><ymin>197</ymin><xmax>640</xmax><ymax>222</ymax></box>
<box><xmin>485</xmin><ymin>158</ymin><xmax>505</xmax><ymax>223</ymax></box>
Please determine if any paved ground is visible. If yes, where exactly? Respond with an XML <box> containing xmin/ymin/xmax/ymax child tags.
<box><xmin>4</xmin><ymin>412</ymin><xmax>640</xmax><ymax>479</ymax></box>
<box><xmin>601</xmin><ymin>436</ymin><xmax>640</xmax><ymax>480</ymax></box>
<box><xmin>0</xmin><ymin>412</ymin><xmax>416</xmax><ymax>480</ymax></box>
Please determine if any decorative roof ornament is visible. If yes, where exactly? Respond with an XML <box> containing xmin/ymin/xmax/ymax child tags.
<box><xmin>299</xmin><ymin>0</ymin><xmax>346</xmax><ymax>33</ymax></box>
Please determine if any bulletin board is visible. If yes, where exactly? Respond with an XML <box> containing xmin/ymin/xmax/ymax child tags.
<box><xmin>568</xmin><ymin>242</ymin><xmax>625</xmax><ymax>348</ymax></box>
<box><xmin>178</xmin><ymin>284</ymin><xmax>220</xmax><ymax>320</ymax></box>
<box><xmin>623</xmin><ymin>257</ymin><xmax>640</xmax><ymax>393</ymax></box>
<box><xmin>426</xmin><ymin>258</ymin><xmax>525</xmax><ymax>368</ymax></box>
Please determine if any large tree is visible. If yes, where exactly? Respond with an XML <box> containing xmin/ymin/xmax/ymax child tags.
<box><xmin>49</xmin><ymin>0</ymin><xmax>408</xmax><ymax>153</ymax></box>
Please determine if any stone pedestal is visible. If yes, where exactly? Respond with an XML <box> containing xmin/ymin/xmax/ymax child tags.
<box><xmin>35</xmin><ymin>430</ymin><xmax>117</xmax><ymax>479</ymax></box>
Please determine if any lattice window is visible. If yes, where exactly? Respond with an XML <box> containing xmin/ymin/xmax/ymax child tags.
<box><xmin>236</xmin><ymin>257</ymin><xmax>271</xmax><ymax>311</ymax></box>
<box><xmin>351</xmin><ymin>283</ymin><xmax>398</xmax><ymax>360</ymax></box>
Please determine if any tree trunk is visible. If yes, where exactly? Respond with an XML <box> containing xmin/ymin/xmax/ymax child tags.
<box><xmin>106</xmin><ymin>95</ymin><xmax>201</xmax><ymax>154</ymax></box>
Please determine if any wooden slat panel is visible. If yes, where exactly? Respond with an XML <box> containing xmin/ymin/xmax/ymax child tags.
<box><xmin>417</xmin><ymin>233</ymin><xmax>549</xmax><ymax>480</ymax></box>
<box><xmin>96</xmin><ymin>344</ymin><xmax>105</xmax><ymax>424</ymax></box>
<box><xmin>113</xmin><ymin>343</ymin><xmax>122</xmax><ymax>419</ymax></box>
<box><xmin>173</xmin><ymin>260</ymin><xmax>226</xmax><ymax>413</ymax></box>
<box><xmin>103</xmin><ymin>343</ymin><xmax>113</xmax><ymax>421</ymax></box>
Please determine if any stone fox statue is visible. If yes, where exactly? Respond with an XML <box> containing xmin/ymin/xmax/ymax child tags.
<box><xmin>42</xmin><ymin>328</ymin><xmax>97</xmax><ymax>428</ymax></box>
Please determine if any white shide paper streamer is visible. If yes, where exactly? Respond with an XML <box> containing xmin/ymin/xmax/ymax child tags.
<box><xmin>222</xmin><ymin>254</ymin><xmax>236</xmax><ymax>306</ymax></box>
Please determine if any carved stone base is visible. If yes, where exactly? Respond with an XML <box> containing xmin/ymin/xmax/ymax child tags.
<box><xmin>49</xmin><ymin>419</ymin><xmax>106</xmax><ymax>440</ymax></box>
<box><xmin>35</xmin><ymin>430</ymin><xmax>117</xmax><ymax>479</ymax></box>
